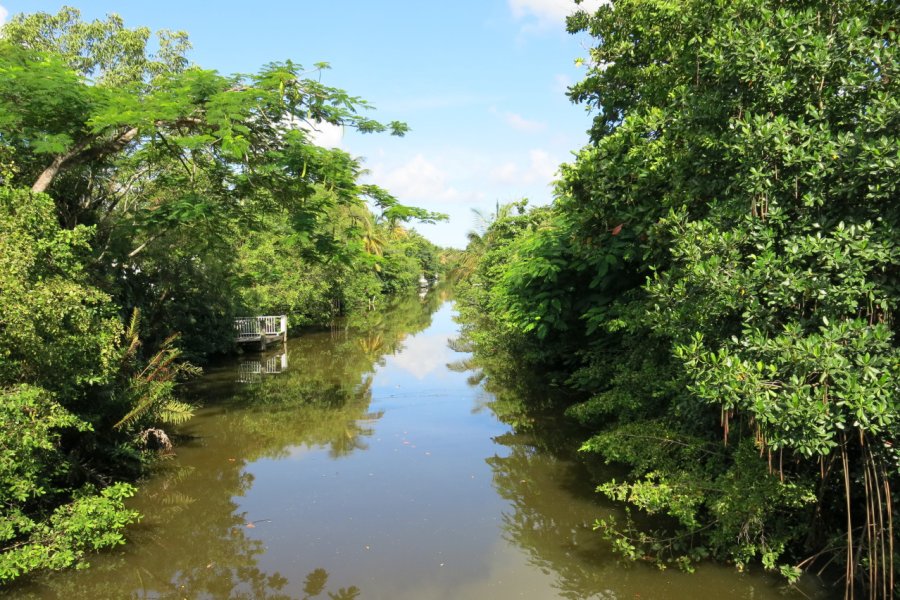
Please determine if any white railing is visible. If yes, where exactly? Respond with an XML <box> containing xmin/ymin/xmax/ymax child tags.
<box><xmin>264</xmin><ymin>352</ymin><xmax>288</xmax><ymax>373</ymax></box>
<box><xmin>234</xmin><ymin>316</ymin><xmax>287</xmax><ymax>340</ymax></box>
<box><xmin>237</xmin><ymin>352</ymin><xmax>289</xmax><ymax>383</ymax></box>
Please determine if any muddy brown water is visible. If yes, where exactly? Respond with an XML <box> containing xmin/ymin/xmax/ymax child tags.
<box><xmin>4</xmin><ymin>293</ymin><xmax>837</xmax><ymax>599</ymax></box>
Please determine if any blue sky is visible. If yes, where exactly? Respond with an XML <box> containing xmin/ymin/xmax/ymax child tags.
<box><xmin>0</xmin><ymin>1</ymin><xmax>599</xmax><ymax>247</ymax></box>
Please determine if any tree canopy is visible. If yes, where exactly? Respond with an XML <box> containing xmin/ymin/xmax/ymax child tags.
<box><xmin>0</xmin><ymin>6</ymin><xmax>447</xmax><ymax>582</ymax></box>
<box><xmin>456</xmin><ymin>0</ymin><xmax>900</xmax><ymax>597</ymax></box>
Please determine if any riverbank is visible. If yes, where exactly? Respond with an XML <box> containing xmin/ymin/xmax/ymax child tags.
<box><xmin>2</xmin><ymin>293</ymin><xmax>835</xmax><ymax>599</ymax></box>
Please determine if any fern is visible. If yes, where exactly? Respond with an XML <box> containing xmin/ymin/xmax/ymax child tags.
<box><xmin>158</xmin><ymin>400</ymin><xmax>194</xmax><ymax>426</ymax></box>
<box><xmin>113</xmin><ymin>310</ymin><xmax>199</xmax><ymax>432</ymax></box>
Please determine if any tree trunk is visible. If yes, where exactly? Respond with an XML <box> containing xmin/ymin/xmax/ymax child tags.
<box><xmin>31</xmin><ymin>127</ymin><xmax>139</xmax><ymax>194</ymax></box>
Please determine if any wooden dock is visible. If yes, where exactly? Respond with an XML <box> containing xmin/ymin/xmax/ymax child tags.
<box><xmin>234</xmin><ymin>315</ymin><xmax>287</xmax><ymax>350</ymax></box>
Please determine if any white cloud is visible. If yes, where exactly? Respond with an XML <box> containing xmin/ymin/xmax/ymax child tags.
<box><xmin>386</xmin><ymin>333</ymin><xmax>454</xmax><ymax>380</ymax></box>
<box><xmin>489</xmin><ymin>107</ymin><xmax>547</xmax><ymax>133</ymax></box>
<box><xmin>504</xmin><ymin>111</ymin><xmax>547</xmax><ymax>133</ymax></box>
<box><xmin>358</xmin><ymin>148</ymin><xmax>561</xmax><ymax>248</ymax></box>
<box><xmin>374</xmin><ymin>154</ymin><xmax>460</xmax><ymax>202</ymax></box>
<box><xmin>553</xmin><ymin>73</ymin><xmax>573</xmax><ymax>94</ymax></box>
<box><xmin>490</xmin><ymin>161</ymin><xmax>520</xmax><ymax>184</ymax></box>
<box><xmin>508</xmin><ymin>0</ymin><xmax>605</xmax><ymax>30</ymax></box>
<box><xmin>0</xmin><ymin>5</ymin><xmax>8</xmax><ymax>25</ymax></box>
<box><xmin>489</xmin><ymin>149</ymin><xmax>559</xmax><ymax>185</ymax></box>
<box><xmin>529</xmin><ymin>149</ymin><xmax>559</xmax><ymax>181</ymax></box>
<box><xmin>280</xmin><ymin>115</ymin><xmax>343</xmax><ymax>149</ymax></box>
<box><xmin>306</xmin><ymin>121</ymin><xmax>343</xmax><ymax>149</ymax></box>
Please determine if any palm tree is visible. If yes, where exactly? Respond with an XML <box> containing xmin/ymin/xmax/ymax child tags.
<box><xmin>453</xmin><ymin>202</ymin><xmax>522</xmax><ymax>280</ymax></box>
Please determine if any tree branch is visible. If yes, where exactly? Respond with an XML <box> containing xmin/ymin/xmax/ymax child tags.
<box><xmin>32</xmin><ymin>127</ymin><xmax>140</xmax><ymax>193</ymax></box>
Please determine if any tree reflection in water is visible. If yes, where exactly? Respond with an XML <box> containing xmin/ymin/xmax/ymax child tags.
<box><xmin>469</xmin><ymin>338</ymin><xmax>832</xmax><ymax>600</ymax></box>
<box><xmin>4</xmin><ymin>286</ymin><xmax>829</xmax><ymax>600</ymax></box>
<box><xmin>482</xmin><ymin>379</ymin><xmax>621</xmax><ymax>600</ymax></box>
<box><xmin>1</xmin><ymin>290</ymin><xmax>445</xmax><ymax>600</ymax></box>
<box><xmin>300</xmin><ymin>568</ymin><xmax>359</xmax><ymax>600</ymax></box>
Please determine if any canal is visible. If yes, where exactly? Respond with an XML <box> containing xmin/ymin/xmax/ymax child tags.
<box><xmin>4</xmin><ymin>292</ymin><xmax>835</xmax><ymax>599</ymax></box>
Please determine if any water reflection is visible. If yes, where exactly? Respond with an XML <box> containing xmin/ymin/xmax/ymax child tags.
<box><xmin>479</xmin><ymin>372</ymin><xmax>623</xmax><ymax>600</ymax></box>
<box><xmin>2</xmin><ymin>286</ymin><xmax>835</xmax><ymax>600</ymax></box>
<box><xmin>300</xmin><ymin>568</ymin><xmax>359</xmax><ymax>600</ymax></box>
<box><xmin>3</xmin><ymin>291</ymin><xmax>446</xmax><ymax>600</ymax></box>
<box><xmin>472</xmin><ymin>339</ymin><xmax>838</xmax><ymax>600</ymax></box>
<box><xmin>238</xmin><ymin>349</ymin><xmax>289</xmax><ymax>383</ymax></box>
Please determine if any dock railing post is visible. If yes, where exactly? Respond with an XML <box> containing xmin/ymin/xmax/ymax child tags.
<box><xmin>258</xmin><ymin>316</ymin><xmax>266</xmax><ymax>351</ymax></box>
<box><xmin>280</xmin><ymin>315</ymin><xmax>288</xmax><ymax>342</ymax></box>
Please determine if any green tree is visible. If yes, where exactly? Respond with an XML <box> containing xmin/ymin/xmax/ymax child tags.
<box><xmin>566</xmin><ymin>2</ymin><xmax>899</xmax><ymax>594</ymax></box>
<box><xmin>0</xmin><ymin>6</ymin><xmax>441</xmax><ymax>582</ymax></box>
<box><xmin>458</xmin><ymin>0</ymin><xmax>900</xmax><ymax>596</ymax></box>
<box><xmin>0</xmin><ymin>188</ymin><xmax>138</xmax><ymax>581</ymax></box>
<box><xmin>0</xmin><ymin>187</ymin><xmax>120</xmax><ymax>396</ymax></box>
<box><xmin>0</xmin><ymin>6</ymin><xmax>436</xmax><ymax>357</ymax></box>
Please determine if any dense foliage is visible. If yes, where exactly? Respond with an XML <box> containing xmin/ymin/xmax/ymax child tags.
<box><xmin>456</xmin><ymin>0</ymin><xmax>899</xmax><ymax>597</ymax></box>
<box><xmin>0</xmin><ymin>187</ymin><xmax>138</xmax><ymax>580</ymax></box>
<box><xmin>0</xmin><ymin>7</ymin><xmax>443</xmax><ymax>581</ymax></box>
